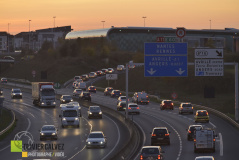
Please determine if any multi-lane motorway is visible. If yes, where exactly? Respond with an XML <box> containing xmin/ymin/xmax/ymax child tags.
<box><xmin>1</xmin><ymin>73</ymin><xmax>239</xmax><ymax>160</ymax></box>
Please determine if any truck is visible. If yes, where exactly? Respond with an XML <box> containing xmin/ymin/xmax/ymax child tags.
<box><xmin>194</xmin><ymin>129</ymin><xmax>216</xmax><ymax>153</ymax></box>
<box><xmin>32</xmin><ymin>82</ymin><xmax>56</xmax><ymax>107</ymax></box>
<box><xmin>132</xmin><ymin>91</ymin><xmax>150</xmax><ymax>104</ymax></box>
<box><xmin>59</xmin><ymin>104</ymin><xmax>80</xmax><ymax>128</ymax></box>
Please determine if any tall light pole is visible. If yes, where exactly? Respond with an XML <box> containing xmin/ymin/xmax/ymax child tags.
<box><xmin>53</xmin><ymin>16</ymin><xmax>56</xmax><ymax>28</ymax></box>
<box><xmin>29</xmin><ymin>20</ymin><xmax>31</xmax><ymax>50</ymax></box>
<box><xmin>209</xmin><ymin>19</ymin><xmax>211</xmax><ymax>30</ymax></box>
<box><xmin>101</xmin><ymin>21</ymin><xmax>105</xmax><ymax>29</ymax></box>
<box><xmin>142</xmin><ymin>16</ymin><xmax>147</xmax><ymax>27</ymax></box>
<box><xmin>8</xmin><ymin>23</ymin><xmax>10</xmax><ymax>53</ymax></box>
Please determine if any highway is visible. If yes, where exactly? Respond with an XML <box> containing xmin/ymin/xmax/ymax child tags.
<box><xmin>0</xmin><ymin>87</ymin><xmax>129</xmax><ymax>160</ymax></box>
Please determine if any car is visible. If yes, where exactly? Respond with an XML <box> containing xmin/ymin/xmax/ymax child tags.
<box><xmin>127</xmin><ymin>103</ymin><xmax>140</xmax><ymax>115</ymax></box>
<box><xmin>195</xmin><ymin>156</ymin><xmax>214</xmax><ymax>160</ymax></box>
<box><xmin>3</xmin><ymin>56</ymin><xmax>15</xmax><ymax>60</ymax></box>
<box><xmin>68</xmin><ymin>101</ymin><xmax>82</xmax><ymax>117</ymax></box>
<box><xmin>0</xmin><ymin>88</ymin><xmax>3</xmax><ymax>95</ymax></box>
<box><xmin>117</xmin><ymin>65</ymin><xmax>125</xmax><ymax>71</ymax></box>
<box><xmin>110</xmin><ymin>90</ymin><xmax>121</xmax><ymax>98</ymax></box>
<box><xmin>81</xmin><ymin>74</ymin><xmax>89</xmax><ymax>81</ymax></box>
<box><xmin>86</xmin><ymin>131</ymin><xmax>107</xmax><ymax>148</ymax></box>
<box><xmin>104</xmin><ymin>87</ymin><xmax>113</xmax><ymax>96</ymax></box>
<box><xmin>77</xmin><ymin>82</ymin><xmax>87</xmax><ymax>90</ymax></box>
<box><xmin>160</xmin><ymin>100</ymin><xmax>174</xmax><ymax>110</ymax></box>
<box><xmin>117</xmin><ymin>101</ymin><xmax>126</xmax><ymax>111</ymax></box>
<box><xmin>79</xmin><ymin>91</ymin><xmax>91</xmax><ymax>101</ymax></box>
<box><xmin>96</xmin><ymin>70</ymin><xmax>103</xmax><ymax>76</ymax></box>
<box><xmin>73</xmin><ymin>89</ymin><xmax>83</xmax><ymax>96</ymax></box>
<box><xmin>60</xmin><ymin>95</ymin><xmax>73</xmax><ymax>104</ymax></box>
<box><xmin>1</xmin><ymin>78</ymin><xmax>7</xmax><ymax>83</ymax></box>
<box><xmin>101</xmin><ymin>69</ymin><xmax>108</xmax><ymax>75</ymax></box>
<box><xmin>132</xmin><ymin>91</ymin><xmax>149</xmax><ymax>104</ymax></box>
<box><xmin>107</xmin><ymin>68</ymin><xmax>114</xmax><ymax>73</ymax></box>
<box><xmin>74</xmin><ymin>76</ymin><xmax>81</xmax><ymax>81</ymax></box>
<box><xmin>150</xmin><ymin>127</ymin><xmax>170</xmax><ymax>145</ymax></box>
<box><xmin>117</xmin><ymin>96</ymin><xmax>127</xmax><ymax>105</ymax></box>
<box><xmin>186</xmin><ymin>125</ymin><xmax>203</xmax><ymax>141</ymax></box>
<box><xmin>140</xmin><ymin>146</ymin><xmax>164</xmax><ymax>160</ymax></box>
<box><xmin>39</xmin><ymin>125</ymin><xmax>58</xmax><ymax>141</ymax></box>
<box><xmin>89</xmin><ymin>72</ymin><xmax>97</xmax><ymax>78</ymax></box>
<box><xmin>88</xmin><ymin>106</ymin><xmax>102</xmax><ymax>119</ymax></box>
<box><xmin>88</xmin><ymin>86</ymin><xmax>96</xmax><ymax>93</ymax></box>
<box><xmin>179</xmin><ymin>102</ymin><xmax>194</xmax><ymax>114</ymax></box>
<box><xmin>11</xmin><ymin>88</ymin><xmax>22</xmax><ymax>99</ymax></box>
<box><xmin>195</xmin><ymin>110</ymin><xmax>209</xmax><ymax>123</ymax></box>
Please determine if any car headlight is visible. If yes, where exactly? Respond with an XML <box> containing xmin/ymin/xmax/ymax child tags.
<box><xmin>89</xmin><ymin>112</ymin><xmax>92</xmax><ymax>114</ymax></box>
<box><xmin>52</xmin><ymin>133</ymin><xmax>56</xmax><ymax>135</ymax></box>
<box><xmin>63</xmin><ymin>100</ymin><xmax>65</xmax><ymax>102</ymax></box>
<box><xmin>13</xmin><ymin>93</ymin><xmax>16</xmax><ymax>95</ymax></box>
<box><xmin>87</xmin><ymin>142</ymin><xmax>91</xmax><ymax>144</ymax></box>
<box><xmin>41</xmin><ymin>133</ymin><xmax>44</xmax><ymax>136</ymax></box>
<box><xmin>41</xmin><ymin>102</ymin><xmax>45</xmax><ymax>105</ymax></box>
<box><xmin>53</xmin><ymin>102</ymin><xmax>56</xmax><ymax>104</ymax></box>
<box><xmin>71</xmin><ymin>99</ymin><xmax>73</xmax><ymax>101</ymax></box>
<box><xmin>75</xmin><ymin>118</ymin><xmax>79</xmax><ymax>121</ymax></box>
<box><xmin>62</xmin><ymin>118</ymin><xmax>66</xmax><ymax>121</ymax></box>
<box><xmin>20</xmin><ymin>93</ymin><xmax>22</xmax><ymax>95</ymax></box>
<box><xmin>99</xmin><ymin>111</ymin><xmax>102</xmax><ymax>114</ymax></box>
<box><xmin>100</xmin><ymin>141</ymin><xmax>103</xmax><ymax>144</ymax></box>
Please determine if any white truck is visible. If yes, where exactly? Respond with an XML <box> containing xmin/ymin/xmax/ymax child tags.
<box><xmin>32</xmin><ymin>82</ymin><xmax>56</xmax><ymax>107</ymax></box>
<box><xmin>59</xmin><ymin>105</ymin><xmax>80</xmax><ymax>128</ymax></box>
<box><xmin>194</xmin><ymin>129</ymin><xmax>216</xmax><ymax>153</ymax></box>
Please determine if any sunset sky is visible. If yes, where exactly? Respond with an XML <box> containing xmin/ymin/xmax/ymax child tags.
<box><xmin>1</xmin><ymin>0</ymin><xmax>239</xmax><ymax>35</ymax></box>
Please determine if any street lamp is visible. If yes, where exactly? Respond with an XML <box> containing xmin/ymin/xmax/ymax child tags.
<box><xmin>101</xmin><ymin>21</ymin><xmax>105</xmax><ymax>29</ymax></box>
<box><xmin>209</xmin><ymin>19</ymin><xmax>211</xmax><ymax>30</ymax></box>
<box><xmin>53</xmin><ymin>16</ymin><xmax>56</xmax><ymax>28</ymax></box>
<box><xmin>29</xmin><ymin>20</ymin><xmax>31</xmax><ymax>50</ymax></box>
<box><xmin>8</xmin><ymin>23</ymin><xmax>10</xmax><ymax>53</ymax></box>
<box><xmin>142</xmin><ymin>16</ymin><xmax>147</xmax><ymax>27</ymax></box>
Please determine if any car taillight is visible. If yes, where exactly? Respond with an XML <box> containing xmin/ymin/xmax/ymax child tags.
<box><xmin>120</xmin><ymin>93</ymin><xmax>122</xmax><ymax>94</ymax></box>
<box><xmin>206</xmin><ymin>112</ymin><xmax>209</xmax><ymax>115</ymax></box>
<box><xmin>95</xmin><ymin>89</ymin><xmax>96</xmax><ymax>90</ymax></box>
<box><xmin>181</xmin><ymin>107</ymin><xmax>183</xmax><ymax>109</ymax></box>
<box><xmin>194</xmin><ymin>139</ymin><xmax>196</xmax><ymax>142</ymax></box>
<box><xmin>213</xmin><ymin>138</ymin><xmax>215</xmax><ymax>141</ymax></box>
<box><xmin>128</xmin><ymin>107</ymin><xmax>131</xmax><ymax>109</ymax></box>
<box><xmin>192</xmin><ymin>107</ymin><xmax>194</xmax><ymax>109</ymax></box>
<box><xmin>120</xmin><ymin>105</ymin><xmax>122</xmax><ymax>108</ymax></box>
<box><xmin>137</xmin><ymin>107</ymin><xmax>140</xmax><ymax>109</ymax></box>
<box><xmin>137</xmin><ymin>95</ymin><xmax>138</xmax><ymax>97</ymax></box>
<box><xmin>152</xmin><ymin>134</ymin><xmax>156</xmax><ymax>136</ymax></box>
<box><xmin>165</xmin><ymin>133</ymin><xmax>169</xmax><ymax>136</ymax></box>
<box><xmin>188</xmin><ymin>130</ymin><xmax>191</xmax><ymax>133</ymax></box>
<box><xmin>171</xmin><ymin>103</ymin><xmax>174</xmax><ymax>105</ymax></box>
<box><xmin>158</xmin><ymin>155</ymin><xmax>161</xmax><ymax>159</ymax></box>
<box><xmin>140</xmin><ymin>155</ymin><xmax>143</xmax><ymax>160</ymax></box>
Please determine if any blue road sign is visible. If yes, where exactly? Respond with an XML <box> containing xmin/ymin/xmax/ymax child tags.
<box><xmin>144</xmin><ymin>43</ymin><xmax>188</xmax><ymax>77</ymax></box>
<box><xmin>145</xmin><ymin>42</ymin><xmax>187</xmax><ymax>55</ymax></box>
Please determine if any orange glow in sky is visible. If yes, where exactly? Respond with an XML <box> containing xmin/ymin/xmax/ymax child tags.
<box><xmin>1</xmin><ymin>0</ymin><xmax>239</xmax><ymax>35</ymax></box>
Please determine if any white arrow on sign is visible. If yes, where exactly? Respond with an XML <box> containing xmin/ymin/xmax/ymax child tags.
<box><xmin>147</xmin><ymin>68</ymin><xmax>156</xmax><ymax>75</ymax></box>
<box><xmin>176</xmin><ymin>68</ymin><xmax>185</xmax><ymax>75</ymax></box>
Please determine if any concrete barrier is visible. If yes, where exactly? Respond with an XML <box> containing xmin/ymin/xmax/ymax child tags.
<box><xmin>0</xmin><ymin>109</ymin><xmax>15</xmax><ymax>136</ymax></box>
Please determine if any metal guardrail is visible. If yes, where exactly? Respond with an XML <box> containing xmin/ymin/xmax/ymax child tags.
<box><xmin>0</xmin><ymin>109</ymin><xmax>16</xmax><ymax>136</ymax></box>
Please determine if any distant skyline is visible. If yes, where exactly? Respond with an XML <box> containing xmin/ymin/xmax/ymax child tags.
<box><xmin>1</xmin><ymin>0</ymin><xmax>239</xmax><ymax>35</ymax></box>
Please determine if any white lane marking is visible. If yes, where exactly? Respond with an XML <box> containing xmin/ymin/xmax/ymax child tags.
<box><xmin>10</xmin><ymin>108</ymin><xmax>24</xmax><ymax>115</ymax></box>
<box><xmin>101</xmin><ymin>114</ymin><xmax>121</xmax><ymax>160</ymax></box>
<box><xmin>142</xmin><ymin>111</ymin><xmax>182</xmax><ymax>160</ymax></box>
<box><xmin>219</xmin><ymin>133</ymin><xmax>223</xmax><ymax>156</ymax></box>
<box><xmin>209</xmin><ymin>122</ymin><xmax>217</xmax><ymax>128</ymax></box>
<box><xmin>29</xmin><ymin>112</ymin><xmax>35</xmax><ymax>118</ymax></box>
<box><xmin>68</xmin><ymin>117</ymin><xmax>92</xmax><ymax>160</ymax></box>
<box><xmin>133</xmin><ymin>121</ymin><xmax>146</xmax><ymax>160</ymax></box>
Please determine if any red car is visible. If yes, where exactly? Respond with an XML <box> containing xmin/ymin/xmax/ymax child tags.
<box><xmin>160</xmin><ymin>100</ymin><xmax>174</xmax><ymax>110</ymax></box>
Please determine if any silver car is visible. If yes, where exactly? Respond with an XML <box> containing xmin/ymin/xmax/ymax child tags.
<box><xmin>127</xmin><ymin>103</ymin><xmax>140</xmax><ymax>115</ymax></box>
<box><xmin>117</xmin><ymin>96</ymin><xmax>126</xmax><ymax>105</ymax></box>
<box><xmin>195</xmin><ymin>156</ymin><xmax>214</xmax><ymax>160</ymax></box>
<box><xmin>86</xmin><ymin>131</ymin><xmax>107</xmax><ymax>148</ymax></box>
<box><xmin>179</xmin><ymin>103</ymin><xmax>194</xmax><ymax>114</ymax></box>
<box><xmin>140</xmin><ymin>146</ymin><xmax>164</xmax><ymax>160</ymax></box>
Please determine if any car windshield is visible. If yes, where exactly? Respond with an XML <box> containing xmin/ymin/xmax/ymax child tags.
<box><xmin>42</xmin><ymin>126</ymin><xmax>55</xmax><ymax>131</ymax></box>
<box><xmin>114</xmin><ymin>91</ymin><xmax>120</xmax><ymax>94</ymax></box>
<box><xmin>41</xmin><ymin>89</ymin><xmax>55</xmax><ymax>96</ymax></box>
<box><xmin>153</xmin><ymin>129</ymin><xmax>167</xmax><ymax>134</ymax></box>
<box><xmin>63</xmin><ymin>110</ymin><xmax>77</xmax><ymax>117</ymax></box>
<box><xmin>190</xmin><ymin>126</ymin><xmax>202</xmax><ymax>131</ymax></box>
<box><xmin>197</xmin><ymin>111</ymin><xmax>207</xmax><ymax>116</ymax></box>
<box><xmin>121</xmin><ymin>97</ymin><xmax>126</xmax><ymax>100</ymax></box>
<box><xmin>142</xmin><ymin>148</ymin><xmax>159</xmax><ymax>154</ymax></box>
<box><xmin>129</xmin><ymin>105</ymin><xmax>138</xmax><ymax>108</ymax></box>
<box><xmin>88</xmin><ymin>133</ymin><xmax>103</xmax><ymax>138</ymax></box>
<box><xmin>90</xmin><ymin>107</ymin><xmax>100</xmax><ymax>111</ymax></box>
<box><xmin>13</xmin><ymin>90</ymin><xmax>21</xmax><ymax>93</ymax></box>
<box><xmin>183</xmin><ymin>104</ymin><xmax>192</xmax><ymax>107</ymax></box>
<box><xmin>164</xmin><ymin>101</ymin><xmax>172</xmax><ymax>104</ymax></box>
<box><xmin>63</xmin><ymin>96</ymin><xmax>71</xmax><ymax>99</ymax></box>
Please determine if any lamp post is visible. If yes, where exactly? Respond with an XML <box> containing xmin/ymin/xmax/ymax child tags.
<box><xmin>142</xmin><ymin>16</ymin><xmax>147</xmax><ymax>27</ymax></box>
<box><xmin>8</xmin><ymin>23</ymin><xmax>10</xmax><ymax>53</ymax></box>
<box><xmin>29</xmin><ymin>20</ymin><xmax>31</xmax><ymax>50</ymax></box>
<box><xmin>101</xmin><ymin>21</ymin><xmax>105</xmax><ymax>29</ymax></box>
<box><xmin>53</xmin><ymin>16</ymin><xmax>56</xmax><ymax>28</ymax></box>
<box><xmin>209</xmin><ymin>19</ymin><xmax>211</xmax><ymax>30</ymax></box>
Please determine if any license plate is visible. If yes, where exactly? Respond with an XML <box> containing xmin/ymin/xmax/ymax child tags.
<box><xmin>157</xmin><ymin>138</ymin><xmax>163</xmax><ymax>140</ymax></box>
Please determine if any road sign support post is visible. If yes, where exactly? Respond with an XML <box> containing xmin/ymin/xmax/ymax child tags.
<box><xmin>125</xmin><ymin>63</ymin><xmax>129</xmax><ymax>119</ymax></box>
<box><xmin>235</xmin><ymin>63</ymin><xmax>238</xmax><ymax>121</ymax></box>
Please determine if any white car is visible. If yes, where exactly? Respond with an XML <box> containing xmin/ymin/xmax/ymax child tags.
<box><xmin>195</xmin><ymin>156</ymin><xmax>214</xmax><ymax>160</ymax></box>
<box><xmin>86</xmin><ymin>131</ymin><xmax>107</xmax><ymax>148</ymax></box>
<box><xmin>107</xmin><ymin>68</ymin><xmax>114</xmax><ymax>73</ymax></box>
<box><xmin>117</xmin><ymin>96</ymin><xmax>127</xmax><ymax>105</ymax></box>
<box><xmin>89</xmin><ymin>72</ymin><xmax>97</xmax><ymax>78</ymax></box>
<box><xmin>117</xmin><ymin>65</ymin><xmax>125</xmax><ymax>71</ymax></box>
<box><xmin>179</xmin><ymin>102</ymin><xmax>193</xmax><ymax>114</ymax></box>
<box><xmin>73</xmin><ymin>89</ymin><xmax>83</xmax><ymax>96</ymax></box>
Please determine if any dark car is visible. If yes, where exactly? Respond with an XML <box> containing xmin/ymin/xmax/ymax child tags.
<box><xmin>79</xmin><ymin>92</ymin><xmax>91</xmax><ymax>101</ymax></box>
<box><xmin>81</xmin><ymin>74</ymin><xmax>89</xmax><ymax>81</ymax></box>
<box><xmin>88</xmin><ymin>86</ymin><xmax>96</xmax><ymax>93</ymax></box>
<box><xmin>96</xmin><ymin>71</ymin><xmax>103</xmax><ymax>76</ymax></box>
<box><xmin>140</xmin><ymin>146</ymin><xmax>164</xmax><ymax>160</ymax></box>
<box><xmin>151</xmin><ymin>127</ymin><xmax>170</xmax><ymax>145</ymax></box>
<box><xmin>0</xmin><ymin>88</ymin><xmax>3</xmax><ymax>95</ymax></box>
<box><xmin>39</xmin><ymin>125</ymin><xmax>58</xmax><ymax>141</ymax></box>
<box><xmin>117</xmin><ymin>101</ymin><xmax>126</xmax><ymax>111</ymax></box>
<box><xmin>87</xmin><ymin>106</ymin><xmax>102</xmax><ymax>119</ymax></box>
<box><xmin>60</xmin><ymin>95</ymin><xmax>73</xmax><ymax>104</ymax></box>
<box><xmin>104</xmin><ymin>87</ymin><xmax>113</xmax><ymax>96</ymax></box>
<box><xmin>186</xmin><ymin>125</ymin><xmax>203</xmax><ymax>141</ymax></box>
<box><xmin>1</xmin><ymin>78</ymin><xmax>7</xmax><ymax>83</ymax></box>
<box><xmin>101</xmin><ymin>69</ymin><xmax>108</xmax><ymax>75</ymax></box>
<box><xmin>11</xmin><ymin>88</ymin><xmax>22</xmax><ymax>99</ymax></box>
<box><xmin>160</xmin><ymin>100</ymin><xmax>174</xmax><ymax>110</ymax></box>
<box><xmin>110</xmin><ymin>90</ymin><xmax>121</xmax><ymax>98</ymax></box>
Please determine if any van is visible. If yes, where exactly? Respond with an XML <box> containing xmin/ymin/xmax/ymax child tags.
<box><xmin>77</xmin><ymin>82</ymin><xmax>87</xmax><ymax>90</ymax></box>
<box><xmin>132</xmin><ymin>92</ymin><xmax>149</xmax><ymax>104</ymax></box>
<box><xmin>59</xmin><ymin>105</ymin><xmax>80</xmax><ymax>128</ymax></box>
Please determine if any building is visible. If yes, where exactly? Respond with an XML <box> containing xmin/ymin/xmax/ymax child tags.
<box><xmin>65</xmin><ymin>27</ymin><xmax>239</xmax><ymax>52</ymax></box>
